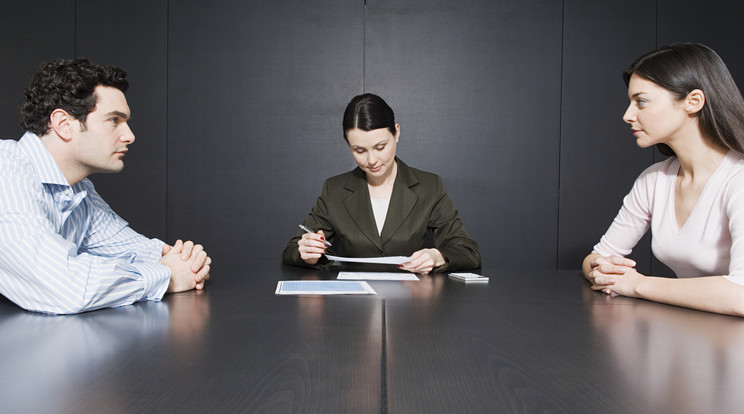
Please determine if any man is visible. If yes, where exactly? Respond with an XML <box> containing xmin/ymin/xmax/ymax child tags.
<box><xmin>0</xmin><ymin>58</ymin><xmax>211</xmax><ymax>314</ymax></box>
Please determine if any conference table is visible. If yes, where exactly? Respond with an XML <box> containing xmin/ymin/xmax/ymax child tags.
<box><xmin>2</xmin><ymin>263</ymin><xmax>744</xmax><ymax>414</ymax></box>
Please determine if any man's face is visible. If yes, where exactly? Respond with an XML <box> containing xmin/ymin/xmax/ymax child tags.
<box><xmin>70</xmin><ymin>85</ymin><xmax>134</xmax><ymax>176</ymax></box>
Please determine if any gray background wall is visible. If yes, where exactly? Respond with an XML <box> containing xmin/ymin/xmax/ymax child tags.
<box><xmin>1</xmin><ymin>0</ymin><xmax>743</xmax><ymax>274</ymax></box>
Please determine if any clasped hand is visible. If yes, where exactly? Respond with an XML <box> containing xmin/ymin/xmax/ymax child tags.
<box><xmin>587</xmin><ymin>255</ymin><xmax>642</xmax><ymax>296</ymax></box>
<box><xmin>161</xmin><ymin>240</ymin><xmax>212</xmax><ymax>292</ymax></box>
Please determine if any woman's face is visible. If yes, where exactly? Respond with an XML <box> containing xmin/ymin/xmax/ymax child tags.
<box><xmin>346</xmin><ymin>125</ymin><xmax>399</xmax><ymax>181</ymax></box>
<box><xmin>623</xmin><ymin>74</ymin><xmax>692</xmax><ymax>148</ymax></box>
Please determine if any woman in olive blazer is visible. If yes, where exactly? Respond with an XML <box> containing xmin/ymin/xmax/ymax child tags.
<box><xmin>282</xmin><ymin>94</ymin><xmax>480</xmax><ymax>274</ymax></box>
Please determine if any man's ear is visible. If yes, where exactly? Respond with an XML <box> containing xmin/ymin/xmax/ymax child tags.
<box><xmin>685</xmin><ymin>89</ymin><xmax>706</xmax><ymax>115</ymax></box>
<box><xmin>49</xmin><ymin>109</ymin><xmax>75</xmax><ymax>141</ymax></box>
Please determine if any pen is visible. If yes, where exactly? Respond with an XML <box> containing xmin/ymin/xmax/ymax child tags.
<box><xmin>299</xmin><ymin>224</ymin><xmax>332</xmax><ymax>247</ymax></box>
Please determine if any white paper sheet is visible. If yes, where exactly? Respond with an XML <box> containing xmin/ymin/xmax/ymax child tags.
<box><xmin>275</xmin><ymin>280</ymin><xmax>377</xmax><ymax>295</ymax></box>
<box><xmin>337</xmin><ymin>272</ymin><xmax>419</xmax><ymax>281</ymax></box>
<box><xmin>325</xmin><ymin>254</ymin><xmax>411</xmax><ymax>265</ymax></box>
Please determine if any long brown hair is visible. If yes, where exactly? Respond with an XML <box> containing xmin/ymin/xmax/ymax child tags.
<box><xmin>624</xmin><ymin>43</ymin><xmax>744</xmax><ymax>156</ymax></box>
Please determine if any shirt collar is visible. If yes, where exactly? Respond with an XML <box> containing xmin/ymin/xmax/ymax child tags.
<box><xmin>18</xmin><ymin>131</ymin><xmax>73</xmax><ymax>187</ymax></box>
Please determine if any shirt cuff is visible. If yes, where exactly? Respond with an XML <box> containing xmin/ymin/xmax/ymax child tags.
<box><xmin>132</xmin><ymin>262</ymin><xmax>171</xmax><ymax>301</ymax></box>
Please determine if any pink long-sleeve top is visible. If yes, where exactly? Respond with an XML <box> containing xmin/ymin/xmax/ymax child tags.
<box><xmin>593</xmin><ymin>151</ymin><xmax>744</xmax><ymax>285</ymax></box>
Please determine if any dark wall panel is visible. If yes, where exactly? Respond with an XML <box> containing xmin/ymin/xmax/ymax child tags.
<box><xmin>167</xmin><ymin>1</ymin><xmax>364</xmax><ymax>265</ymax></box>
<box><xmin>76</xmin><ymin>0</ymin><xmax>168</xmax><ymax>241</ymax></box>
<box><xmin>0</xmin><ymin>1</ymin><xmax>74</xmax><ymax>138</ymax></box>
<box><xmin>558</xmin><ymin>0</ymin><xmax>656</xmax><ymax>271</ymax></box>
<box><xmin>657</xmin><ymin>0</ymin><xmax>744</xmax><ymax>90</ymax></box>
<box><xmin>4</xmin><ymin>1</ymin><xmax>744</xmax><ymax>273</ymax></box>
<box><xmin>365</xmin><ymin>0</ymin><xmax>563</xmax><ymax>268</ymax></box>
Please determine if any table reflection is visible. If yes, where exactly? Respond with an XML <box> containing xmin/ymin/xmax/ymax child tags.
<box><xmin>0</xmin><ymin>302</ymin><xmax>168</xmax><ymax>412</ymax></box>
<box><xmin>586</xmin><ymin>290</ymin><xmax>744</xmax><ymax>413</ymax></box>
<box><xmin>165</xmin><ymin>292</ymin><xmax>212</xmax><ymax>357</ymax></box>
<box><xmin>293</xmin><ymin>270</ymin><xmax>382</xmax><ymax>333</ymax></box>
<box><xmin>401</xmin><ymin>273</ymin><xmax>446</xmax><ymax>299</ymax></box>
<box><xmin>0</xmin><ymin>292</ymin><xmax>211</xmax><ymax>413</ymax></box>
<box><xmin>284</xmin><ymin>270</ymin><xmax>383</xmax><ymax>413</ymax></box>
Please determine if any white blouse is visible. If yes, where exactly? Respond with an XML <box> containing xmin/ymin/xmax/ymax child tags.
<box><xmin>370</xmin><ymin>197</ymin><xmax>390</xmax><ymax>235</ymax></box>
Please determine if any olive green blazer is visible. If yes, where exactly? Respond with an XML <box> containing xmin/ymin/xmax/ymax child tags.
<box><xmin>281</xmin><ymin>159</ymin><xmax>480</xmax><ymax>271</ymax></box>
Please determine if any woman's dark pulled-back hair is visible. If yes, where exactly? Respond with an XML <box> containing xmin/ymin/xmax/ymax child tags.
<box><xmin>342</xmin><ymin>93</ymin><xmax>396</xmax><ymax>142</ymax></box>
<box><xmin>21</xmin><ymin>58</ymin><xmax>129</xmax><ymax>136</ymax></box>
<box><xmin>623</xmin><ymin>42</ymin><xmax>744</xmax><ymax>156</ymax></box>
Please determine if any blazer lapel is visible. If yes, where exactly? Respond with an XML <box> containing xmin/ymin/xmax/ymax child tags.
<box><xmin>380</xmin><ymin>159</ymin><xmax>419</xmax><ymax>246</ymax></box>
<box><xmin>343</xmin><ymin>168</ymin><xmax>384</xmax><ymax>252</ymax></box>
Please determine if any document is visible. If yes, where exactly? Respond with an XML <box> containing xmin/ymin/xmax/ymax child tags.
<box><xmin>338</xmin><ymin>272</ymin><xmax>419</xmax><ymax>281</ymax></box>
<box><xmin>275</xmin><ymin>280</ymin><xmax>377</xmax><ymax>295</ymax></box>
<box><xmin>325</xmin><ymin>254</ymin><xmax>411</xmax><ymax>265</ymax></box>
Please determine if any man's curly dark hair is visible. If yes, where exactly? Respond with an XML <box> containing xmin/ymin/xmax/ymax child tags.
<box><xmin>21</xmin><ymin>58</ymin><xmax>129</xmax><ymax>136</ymax></box>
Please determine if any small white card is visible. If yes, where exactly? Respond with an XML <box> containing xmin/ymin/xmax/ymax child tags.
<box><xmin>449</xmin><ymin>272</ymin><xmax>489</xmax><ymax>283</ymax></box>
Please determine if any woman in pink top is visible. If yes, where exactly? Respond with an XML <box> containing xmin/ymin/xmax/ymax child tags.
<box><xmin>583</xmin><ymin>43</ymin><xmax>744</xmax><ymax>316</ymax></box>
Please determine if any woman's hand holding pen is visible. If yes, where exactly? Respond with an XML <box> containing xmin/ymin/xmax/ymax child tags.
<box><xmin>298</xmin><ymin>230</ymin><xmax>328</xmax><ymax>265</ymax></box>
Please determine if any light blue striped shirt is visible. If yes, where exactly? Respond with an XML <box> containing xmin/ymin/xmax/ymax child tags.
<box><xmin>0</xmin><ymin>132</ymin><xmax>170</xmax><ymax>314</ymax></box>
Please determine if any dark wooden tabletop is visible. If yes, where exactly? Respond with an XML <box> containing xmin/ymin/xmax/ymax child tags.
<box><xmin>2</xmin><ymin>264</ymin><xmax>744</xmax><ymax>414</ymax></box>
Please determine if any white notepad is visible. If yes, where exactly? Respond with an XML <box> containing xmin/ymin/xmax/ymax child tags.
<box><xmin>338</xmin><ymin>272</ymin><xmax>419</xmax><ymax>281</ymax></box>
<box><xmin>275</xmin><ymin>280</ymin><xmax>377</xmax><ymax>295</ymax></box>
